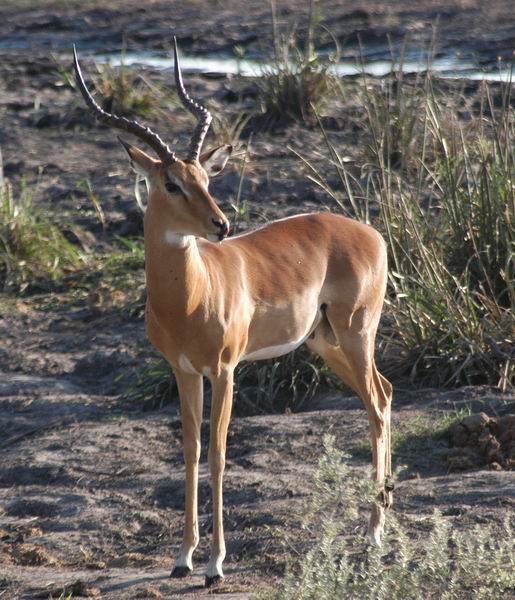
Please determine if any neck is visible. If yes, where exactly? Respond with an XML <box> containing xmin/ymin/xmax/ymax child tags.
<box><xmin>144</xmin><ymin>208</ymin><xmax>207</xmax><ymax>317</ymax></box>
<box><xmin>163</xmin><ymin>231</ymin><xmax>194</xmax><ymax>248</ymax></box>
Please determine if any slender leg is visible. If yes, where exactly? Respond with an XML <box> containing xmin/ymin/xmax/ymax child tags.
<box><xmin>307</xmin><ymin>306</ymin><xmax>393</xmax><ymax>545</ymax></box>
<box><xmin>205</xmin><ymin>369</ymin><xmax>234</xmax><ymax>587</ymax></box>
<box><xmin>171</xmin><ymin>369</ymin><xmax>203</xmax><ymax>577</ymax></box>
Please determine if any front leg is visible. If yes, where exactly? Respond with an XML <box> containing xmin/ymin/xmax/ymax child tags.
<box><xmin>171</xmin><ymin>369</ymin><xmax>203</xmax><ymax>578</ymax></box>
<box><xmin>206</xmin><ymin>369</ymin><xmax>234</xmax><ymax>587</ymax></box>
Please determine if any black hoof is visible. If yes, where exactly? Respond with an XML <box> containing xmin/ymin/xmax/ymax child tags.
<box><xmin>205</xmin><ymin>574</ymin><xmax>223</xmax><ymax>588</ymax></box>
<box><xmin>170</xmin><ymin>565</ymin><xmax>193</xmax><ymax>578</ymax></box>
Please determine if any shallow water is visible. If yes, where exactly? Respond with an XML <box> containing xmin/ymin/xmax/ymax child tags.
<box><xmin>95</xmin><ymin>50</ymin><xmax>513</xmax><ymax>82</ymax></box>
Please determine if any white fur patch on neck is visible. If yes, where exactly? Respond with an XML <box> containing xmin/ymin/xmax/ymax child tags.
<box><xmin>164</xmin><ymin>231</ymin><xmax>192</xmax><ymax>247</ymax></box>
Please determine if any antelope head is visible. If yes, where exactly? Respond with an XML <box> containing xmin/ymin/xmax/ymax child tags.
<box><xmin>73</xmin><ymin>38</ymin><xmax>232</xmax><ymax>241</ymax></box>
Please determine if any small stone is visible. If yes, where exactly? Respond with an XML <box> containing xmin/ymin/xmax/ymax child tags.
<box><xmin>449</xmin><ymin>423</ymin><xmax>469</xmax><ymax>447</ymax></box>
<box><xmin>478</xmin><ymin>431</ymin><xmax>493</xmax><ymax>452</ymax></box>
<box><xmin>461</xmin><ymin>413</ymin><xmax>490</xmax><ymax>434</ymax></box>
<box><xmin>486</xmin><ymin>449</ymin><xmax>503</xmax><ymax>464</ymax></box>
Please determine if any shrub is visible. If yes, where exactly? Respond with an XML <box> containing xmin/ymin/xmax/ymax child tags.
<box><xmin>124</xmin><ymin>346</ymin><xmax>339</xmax><ymax>415</ymax></box>
<box><xmin>0</xmin><ymin>179</ymin><xmax>82</xmax><ymax>293</ymax></box>
<box><xmin>266</xmin><ymin>435</ymin><xmax>515</xmax><ymax>600</ymax></box>
<box><xmin>255</xmin><ymin>0</ymin><xmax>338</xmax><ymax>126</ymax></box>
<box><xmin>93</xmin><ymin>54</ymin><xmax>159</xmax><ymax>118</ymax></box>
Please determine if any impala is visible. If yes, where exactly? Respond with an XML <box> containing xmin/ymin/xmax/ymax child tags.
<box><xmin>73</xmin><ymin>39</ymin><xmax>393</xmax><ymax>587</ymax></box>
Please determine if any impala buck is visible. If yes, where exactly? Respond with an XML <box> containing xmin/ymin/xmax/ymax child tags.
<box><xmin>73</xmin><ymin>39</ymin><xmax>393</xmax><ymax>586</ymax></box>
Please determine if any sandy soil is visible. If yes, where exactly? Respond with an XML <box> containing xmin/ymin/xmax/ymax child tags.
<box><xmin>0</xmin><ymin>2</ymin><xmax>514</xmax><ymax>599</ymax></box>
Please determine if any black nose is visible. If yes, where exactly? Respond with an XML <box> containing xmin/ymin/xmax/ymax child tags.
<box><xmin>212</xmin><ymin>219</ymin><xmax>230</xmax><ymax>240</ymax></box>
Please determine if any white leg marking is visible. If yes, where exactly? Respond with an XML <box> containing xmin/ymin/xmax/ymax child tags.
<box><xmin>368</xmin><ymin>506</ymin><xmax>385</xmax><ymax>547</ymax></box>
<box><xmin>175</xmin><ymin>543</ymin><xmax>196</xmax><ymax>570</ymax></box>
<box><xmin>206</xmin><ymin>553</ymin><xmax>225</xmax><ymax>579</ymax></box>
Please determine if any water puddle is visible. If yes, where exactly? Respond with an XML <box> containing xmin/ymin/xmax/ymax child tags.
<box><xmin>95</xmin><ymin>51</ymin><xmax>513</xmax><ymax>82</ymax></box>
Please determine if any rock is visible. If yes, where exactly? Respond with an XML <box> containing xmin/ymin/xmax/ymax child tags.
<box><xmin>461</xmin><ymin>412</ymin><xmax>490</xmax><ymax>434</ymax></box>
<box><xmin>449</xmin><ymin>422</ymin><xmax>469</xmax><ymax>447</ymax></box>
<box><xmin>497</xmin><ymin>415</ymin><xmax>515</xmax><ymax>434</ymax></box>
<box><xmin>486</xmin><ymin>448</ymin><xmax>503</xmax><ymax>464</ymax></box>
<box><xmin>447</xmin><ymin>454</ymin><xmax>475</xmax><ymax>471</ymax></box>
<box><xmin>487</xmin><ymin>416</ymin><xmax>499</xmax><ymax>434</ymax></box>
<box><xmin>446</xmin><ymin>447</ymin><xmax>480</xmax><ymax>471</ymax></box>
<box><xmin>468</xmin><ymin>432</ymin><xmax>479</xmax><ymax>446</ymax></box>
<box><xmin>499</xmin><ymin>429</ymin><xmax>515</xmax><ymax>447</ymax></box>
<box><xmin>477</xmin><ymin>430</ymin><xmax>493</xmax><ymax>452</ymax></box>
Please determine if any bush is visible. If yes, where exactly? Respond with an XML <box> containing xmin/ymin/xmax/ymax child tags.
<box><xmin>0</xmin><ymin>179</ymin><xmax>82</xmax><ymax>293</ymax></box>
<box><xmin>124</xmin><ymin>346</ymin><xmax>339</xmax><ymax>414</ymax></box>
<box><xmin>255</xmin><ymin>0</ymin><xmax>338</xmax><ymax>126</ymax></box>
<box><xmin>266</xmin><ymin>435</ymin><xmax>515</xmax><ymax>600</ymax></box>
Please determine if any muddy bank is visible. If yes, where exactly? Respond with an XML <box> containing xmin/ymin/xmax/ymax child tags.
<box><xmin>1</xmin><ymin>0</ymin><xmax>514</xmax><ymax>67</ymax></box>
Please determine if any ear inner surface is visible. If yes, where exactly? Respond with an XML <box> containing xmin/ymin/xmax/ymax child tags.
<box><xmin>118</xmin><ymin>137</ymin><xmax>157</xmax><ymax>178</ymax></box>
<box><xmin>200</xmin><ymin>144</ymin><xmax>233</xmax><ymax>177</ymax></box>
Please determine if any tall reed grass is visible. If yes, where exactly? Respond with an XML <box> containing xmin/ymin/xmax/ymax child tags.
<box><xmin>308</xmin><ymin>70</ymin><xmax>514</xmax><ymax>389</ymax></box>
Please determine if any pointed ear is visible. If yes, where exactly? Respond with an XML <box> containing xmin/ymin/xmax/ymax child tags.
<box><xmin>118</xmin><ymin>137</ymin><xmax>158</xmax><ymax>178</ymax></box>
<box><xmin>199</xmin><ymin>144</ymin><xmax>233</xmax><ymax>177</ymax></box>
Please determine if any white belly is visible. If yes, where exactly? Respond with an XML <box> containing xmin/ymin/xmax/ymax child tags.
<box><xmin>243</xmin><ymin>296</ymin><xmax>323</xmax><ymax>362</ymax></box>
<box><xmin>242</xmin><ymin>336</ymin><xmax>308</xmax><ymax>361</ymax></box>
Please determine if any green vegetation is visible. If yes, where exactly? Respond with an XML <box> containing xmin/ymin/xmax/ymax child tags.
<box><xmin>54</xmin><ymin>49</ymin><xmax>175</xmax><ymax>120</ymax></box>
<box><xmin>67</xmin><ymin>237</ymin><xmax>146</xmax><ymax>314</ymax></box>
<box><xmin>92</xmin><ymin>53</ymin><xmax>159</xmax><ymax>118</ymax></box>
<box><xmin>0</xmin><ymin>179</ymin><xmax>83</xmax><ymax>293</ymax></box>
<box><xmin>256</xmin><ymin>0</ymin><xmax>338</xmax><ymax>126</ymax></box>
<box><xmin>307</xmin><ymin>71</ymin><xmax>514</xmax><ymax>389</ymax></box>
<box><xmin>123</xmin><ymin>346</ymin><xmax>339</xmax><ymax>414</ymax></box>
<box><xmin>266</xmin><ymin>435</ymin><xmax>515</xmax><ymax>600</ymax></box>
<box><xmin>234</xmin><ymin>347</ymin><xmax>338</xmax><ymax>414</ymax></box>
<box><xmin>351</xmin><ymin>407</ymin><xmax>472</xmax><ymax>463</ymax></box>
<box><xmin>0</xmin><ymin>172</ymin><xmax>144</xmax><ymax>312</ymax></box>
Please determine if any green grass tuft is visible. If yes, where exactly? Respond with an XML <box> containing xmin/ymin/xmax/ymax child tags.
<box><xmin>0</xmin><ymin>180</ymin><xmax>83</xmax><ymax>293</ymax></box>
<box><xmin>123</xmin><ymin>346</ymin><xmax>339</xmax><ymax>414</ymax></box>
<box><xmin>255</xmin><ymin>0</ymin><xmax>338</xmax><ymax>127</ymax></box>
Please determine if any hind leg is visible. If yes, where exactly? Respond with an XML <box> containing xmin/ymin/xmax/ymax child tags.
<box><xmin>307</xmin><ymin>305</ymin><xmax>393</xmax><ymax>544</ymax></box>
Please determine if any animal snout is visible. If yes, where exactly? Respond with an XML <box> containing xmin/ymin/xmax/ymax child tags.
<box><xmin>212</xmin><ymin>219</ymin><xmax>230</xmax><ymax>241</ymax></box>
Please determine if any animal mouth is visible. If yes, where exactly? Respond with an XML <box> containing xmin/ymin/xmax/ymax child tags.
<box><xmin>211</xmin><ymin>219</ymin><xmax>230</xmax><ymax>241</ymax></box>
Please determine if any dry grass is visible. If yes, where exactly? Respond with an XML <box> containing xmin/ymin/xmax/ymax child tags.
<box><xmin>305</xmin><ymin>70</ymin><xmax>514</xmax><ymax>389</ymax></box>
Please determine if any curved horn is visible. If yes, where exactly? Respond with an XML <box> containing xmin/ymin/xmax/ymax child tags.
<box><xmin>173</xmin><ymin>37</ymin><xmax>212</xmax><ymax>162</ymax></box>
<box><xmin>73</xmin><ymin>46</ymin><xmax>176</xmax><ymax>165</ymax></box>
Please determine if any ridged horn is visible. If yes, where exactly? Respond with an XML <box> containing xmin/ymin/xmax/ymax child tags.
<box><xmin>173</xmin><ymin>37</ymin><xmax>212</xmax><ymax>162</ymax></box>
<box><xmin>73</xmin><ymin>46</ymin><xmax>176</xmax><ymax>165</ymax></box>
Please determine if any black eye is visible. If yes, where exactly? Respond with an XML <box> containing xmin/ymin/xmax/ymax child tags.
<box><xmin>165</xmin><ymin>178</ymin><xmax>181</xmax><ymax>194</ymax></box>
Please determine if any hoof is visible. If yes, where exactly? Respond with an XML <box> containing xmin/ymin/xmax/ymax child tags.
<box><xmin>170</xmin><ymin>565</ymin><xmax>193</xmax><ymax>578</ymax></box>
<box><xmin>205</xmin><ymin>574</ymin><xmax>223</xmax><ymax>588</ymax></box>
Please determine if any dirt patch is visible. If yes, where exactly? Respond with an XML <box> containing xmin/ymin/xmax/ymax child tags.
<box><xmin>447</xmin><ymin>413</ymin><xmax>515</xmax><ymax>471</ymax></box>
<box><xmin>33</xmin><ymin>579</ymin><xmax>102</xmax><ymax>598</ymax></box>
<box><xmin>11</xmin><ymin>544</ymin><xmax>60</xmax><ymax>567</ymax></box>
